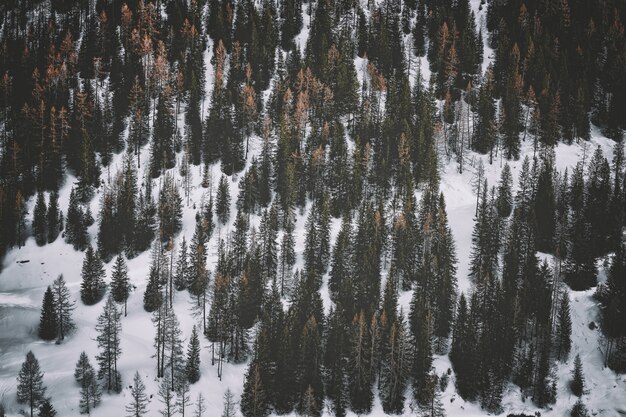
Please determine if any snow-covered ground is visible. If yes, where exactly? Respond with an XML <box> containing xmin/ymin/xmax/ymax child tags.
<box><xmin>1</xmin><ymin>0</ymin><xmax>626</xmax><ymax>415</ymax></box>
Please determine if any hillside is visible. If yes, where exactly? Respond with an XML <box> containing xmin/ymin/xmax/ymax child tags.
<box><xmin>0</xmin><ymin>0</ymin><xmax>625</xmax><ymax>416</ymax></box>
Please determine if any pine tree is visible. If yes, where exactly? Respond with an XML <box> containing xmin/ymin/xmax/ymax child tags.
<box><xmin>571</xmin><ymin>354</ymin><xmax>585</xmax><ymax>397</ymax></box>
<box><xmin>571</xmin><ymin>398</ymin><xmax>590</xmax><ymax>417</ymax></box>
<box><xmin>47</xmin><ymin>192</ymin><xmax>61</xmax><ymax>243</ymax></box>
<box><xmin>185</xmin><ymin>325</ymin><xmax>201</xmax><ymax>384</ymax></box>
<box><xmin>176</xmin><ymin>379</ymin><xmax>191</xmax><ymax>417</ymax></box>
<box><xmin>33</xmin><ymin>191</ymin><xmax>47</xmax><ymax>246</ymax></box>
<box><xmin>163</xmin><ymin>309</ymin><xmax>185</xmax><ymax>391</ymax></box>
<box><xmin>193</xmin><ymin>393</ymin><xmax>206</xmax><ymax>417</ymax></box>
<box><xmin>52</xmin><ymin>275</ymin><xmax>75</xmax><ymax>342</ymax></box>
<box><xmin>216</xmin><ymin>175</ymin><xmax>231</xmax><ymax>226</ymax></box>
<box><xmin>240</xmin><ymin>362</ymin><xmax>269</xmax><ymax>417</ymax></box>
<box><xmin>158</xmin><ymin>174</ymin><xmax>183</xmax><ymax>242</ymax></box>
<box><xmin>111</xmin><ymin>255</ymin><xmax>130</xmax><ymax>316</ymax></box>
<box><xmin>77</xmin><ymin>352</ymin><xmax>101</xmax><ymax>414</ymax></box>
<box><xmin>174</xmin><ymin>236</ymin><xmax>189</xmax><ymax>291</ymax></box>
<box><xmin>496</xmin><ymin>163</ymin><xmax>513</xmax><ymax>218</ymax></box>
<box><xmin>39</xmin><ymin>286</ymin><xmax>58</xmax><ymax>341</ymax></box>
<box><xmin>158</xmin><ymin>374</ymin><xmax>176</xmax><ymax>417</ymax></box>
<box><xmin>37</xmin><ymin>400</ymin><xmax>56</xmax><ymax>417</ymax></box>
<box><xmin>144</xmin><ymin>262</ymin><xmax>163</xmax><ymax>312</ymax></box>
<box><xmin>74</xmin><ymin>352</ymin><xmax>94</xmax><ymax>385</ymax></box>
<box><xmin>80</xmin><ymin>245</ymin><xmax>107</xmax><ymax>305</ymax></box>
<box><xmin>126</xmin><ymin>371</ymin><xmax>150</xmax><ymax>417</ymax></box>
<box><xmin>96</xmin><ymin>295</ymin><xmax>123</xmax><ymax>393</ymax></box>
<box><xmin>66</xmin><ymin>187</ymin><xmax>88</xmax><ymax>250</ymax></box>
<box><xmin>221</xmin><ymin>389</ymin><xmax>237</xmax><ymax>417</ymax></box>
<box><xmin>556</xmin><ymin>292</ymin><xmax>572</xmax><ymax>361</ymax></box>
<box><xmin>16</xmin><ymin>351</ymin><xmax>47</xmax><ymax>417</ymax></box>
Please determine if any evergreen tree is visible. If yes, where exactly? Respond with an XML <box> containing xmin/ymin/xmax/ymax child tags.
<box><xmin>158</xmin><ymin>174</ymin><xmax>183</xmax><ymax>243</ymax></box>
<box><xmin>556</xmin><ymin>292</ymin><xmax>572</xmax><ymax>361</ymax></box>
<box><xmin>52</xmin><ymin>275</ymin><xmax>75</xmax><ymax>342</ymax></box>
<box><xmin>571</xmin><ymin>354</ymin><xmax>585</xmax><ymax>397</ymax></box>
<box><xmin>37</xmin><ymin>400</ymin><xmax>56</xmax><ymax>417</ymax></box>
<box><xmin>240</xmin><ymin>362</ymin><xmax>269</xmax><ymax>417</ymax></box>
<box><xmin>111</xmin><ymin>255</ymin><xmax>130</xmax><ymax>316</ymax></box>
<box><xmin>38</xmin><ymin>286</ymin><xmax>58</xmax><ymax>341</ymax></box>
<box><xmin>144</xmin><ymin>261</ymin><xmax>164</xmax><ymax>313</ymax></box>
<box><xmin>80</xmin><ymin>245</ymin><xmax>107</xmax><ymax>305</ymax></box>
<box><xmin>33</xmin><ymin>191</ymin><xmax>47</xmax><ymax>246</ymax></box>
<box><xmin>126</xmin><ymin>371</ymin><xmax>150</xmax><ymax>417</ymax></box>
<box><xmin>185</xmin><ymin>325</ymin><xmax>201</xmax><ymax>384</ymax></box>
<box><xmin>66</xmin><ymin>188</ymin><xmax>88</xmax><ymax>251</ymax></box>
<box><xmin>571</xmin><ymin>398</ymin><xmax>590</xmax><ymax>417</ymax></box>
<box><xmin>16</xmin><ymin>351</ymin><xmax>46</xmax><ymax>417</ymax></box>
<box><xmin>96</xmin><ymin>295</ymin><xmax>123</xmax><ymax>393</ymax></box>
<box><xmin>496</xmin><ymin>163</ymin><xmax>513</xmax><ymax>218</ymax></box>
<box><xmin>46</xmin><ymin>192</ymin><xmax>61</xmax><ymax>243</ymax></box>
<box><xmin>216</xmin><ymin>175</ymin><xmax>231</xmax><ymax>226</ymax></box>
<box><xmin>174</xmin><ymin>236</ymin><xmax>189</xmax><ymax>291</ymax></box>
<box><xmin>77</xmin><ymin>353</ymin><xmax>101</xmax><ymax>414</ymax></box>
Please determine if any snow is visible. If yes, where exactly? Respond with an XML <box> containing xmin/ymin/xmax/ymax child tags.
<box><xmin>1</xmin><ymin>2</ymin><xmax>626</xmax><ymax>416</ymax></box>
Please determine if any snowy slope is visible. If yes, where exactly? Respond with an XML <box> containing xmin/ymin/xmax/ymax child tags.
<box><xmin>1</xmin><ymin>0</ymin><xmax>626</xmax><ymax>415</ymax></box>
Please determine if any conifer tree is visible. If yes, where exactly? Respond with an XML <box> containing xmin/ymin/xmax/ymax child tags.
<box><xmin>47</xmin><ymin>192</ymin><xmax>61</xmax><ymax>243</ymax></box>
<box><xmin>194</xmin><ymin>393</ymin><xmax>207</xmax><ymax>417</ymax></box>
<box><xmin>496</xmin><ymin>163</ymin><xmax>513</xmax><ymax>218</ymax></box>
<box><xmin>37</xmin><ymin>400</ymin><xmax>56</xmax><ymax>417</ymax></box>
<box><xmin>80</xmin><ymin>245</ymin><xmax>107</xmax><ymax>305</ymax></box>
<box><xmin>33</xmin><ymin>191</ymin><xmax>47</xmax><ymax>246</ymax></box>
<box><xmin>221</xmin><ymin>389</ymin><xmax>237</xmax><ymax>417</ymax></box>
<box><xmin>111</xmin><ymin>255</ymin><xmax>130</xmax><ymax>316</ymax></box>
<box><xmin>16</xmin><ymin>351</ymin><xmax>46</xmax><ymax>417</ymax></box>
<box><xmin>126</xmin><ymin>371</ymin><xmax>150</xmax><ymax>417</ymax></box>
<box><xmin>77</xmin><ymin>353</ymin><xmax>101</xmax><ymax>414</ymax></box>
<box><xmin>571</xmin><ymin>398</ymin><xmax>590</xmax><ymax>417</ymax></box>
<box><xmin>556</xmin><ymin>292</ymin><xmax>572</xmax><ymax>361</ymax></box>
<box><xmin>52</xmin><ymin>275</ymin><xmax>75</xmax><ymax>342</ymax></box>
<box><xmin>144</xmin><ymin>262</ymin><xmax>164</xmax><ymax>313</ymax></box>
<box><xmin>240</xmin><ymin>362</ymin><xmax>270</xmax><ymax>417</ymax></box>
<box><xmin>96</xmin><ymin>295</ymin><xmax>123</xmax><ymax>393</ymax></box>
<box><xmin>571</xmin><ymin>354</ymin><xmax>585</xmax><ymax>397</ymax></box>
<box><xmin>158</xmin><ymin>374</ymin><xmax>176</xmax><ymax>417</ymax></box>
<box><xmin>186</xmin><ymin>325</ymin><xmax>201</xmax><ymax>384</ymax></box>
<box><xmin>174</xmin><ymin>236</ymin><xmax>189</xmax><ymax>291</ymax></box>
<box><xmin>216</xmin><ymin>175</ymin><xmax>231</xmax><ymax>226</ymax></box>
<box><xmin>66</xmin><ymin>188</ymin><xmax>88</xmax><ymax>250</ymax></box>
<box><xmin>39</xmin><ymin>286</ymin><xmax>58</xmax><ymax>341</ymax></box>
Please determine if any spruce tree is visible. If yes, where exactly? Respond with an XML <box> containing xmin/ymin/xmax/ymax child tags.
<box><xmin>571</xmin><ymin>398</ymin><xmax>590</xmax><ymax>417</ymax></box>
<box><xmin>571</xmin><ymin>354</ymin><xmax>585</xmax><ymax>397</ymax></box>
<box><xmin>66</xmin><ymin>188</ymin><xmax>88</xmax><ymax>251</ymax></box>
<box><xmin>185</xmin><ymin>325</ymin><xmax>201</xmax><ymax>383</ymax></box>
<box><xmin>33</xmin><ymin>191</ymin><xmax>47</xmax><ymax>246</ymax></box>
<box><xmin>76</xmin><ymin>353</ymin><xmax>101</xmax><ymax>414</ymax></box>
<box><xmin>174</xmin><ymin>236</ymin><xmax>189</xmax><ymax>291</ymax></box>
<box><xmin>37</xmin><ymin>400</ymin><xmax>56</xmax><ymax>417</ymax></box>
<box><xmin>111</xmin><ymin>255</ymin><xmax>130</xmax><ymax>316</ymax></box>
<box><xmin>556</xmin><ymin>292</ymin><xmax>572</xmax><ymax>361</ymax></box>
<box><xmin>80</xmin><ymin>245</ymin><xmax>107</xmax><ymax>305</ymax></box>
<box><xmin>216</xmin><ymin>175</ymin><xmax>231</xmax><ymax>226</ymax></box>
<box><xmin>125</xmin><ymin>371</ymin><xmax>150</xmax><ymax>417</ymax></box>
<box><xmin>96</xmin><ymin>295</ymin><xmax>123</xmax><ymax>393</ymax></box>
<box><xmin>38</xmin><ymin>286</ymin><xmax>58</xmax><ymax>341</ymax></box>
<box><xmin>16</xmin><ymin>351</ymin><xmax>47</xmax><ymax>417</ymax></box>
<box><xmin>52</xmin><ymin>275</ymin><xmax>75</xmax><ymax>342</ymax></box>
<box><xmin>46</xmin><ymin>192</ymin><xmax>61</xmax><ymax>243</ymax></box>
<box><xmin>240</xmin><ymin>362</ymin><xmax>270</xmax><ymax>417</ymax></box>
<box><xmin>144</xmin><ymin>262</ymin><xmax>163</xmax><ymax>312</ymax></box>
<box><xmin>496</xmin><ymin>163</ymin><xmax>513</xmax><ymax>218</ymax></box>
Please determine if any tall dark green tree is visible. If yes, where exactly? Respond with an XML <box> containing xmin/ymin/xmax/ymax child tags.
<box><xmin>38</xmin><ymin>286</ymin><xmax>58</xmax><ymax>341</ymax></box>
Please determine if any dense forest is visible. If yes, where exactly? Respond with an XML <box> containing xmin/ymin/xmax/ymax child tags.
<box><xmin>0</xmin><ymin>0</ymin><xmax>625</xmax><ymax>415</ymax></box>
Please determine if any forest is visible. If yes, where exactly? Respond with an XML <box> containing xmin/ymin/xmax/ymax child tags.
<box><xmin>0</xmin><ymin>0</ymin><xmax>625</xmax><ymax>416</ymax></box>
